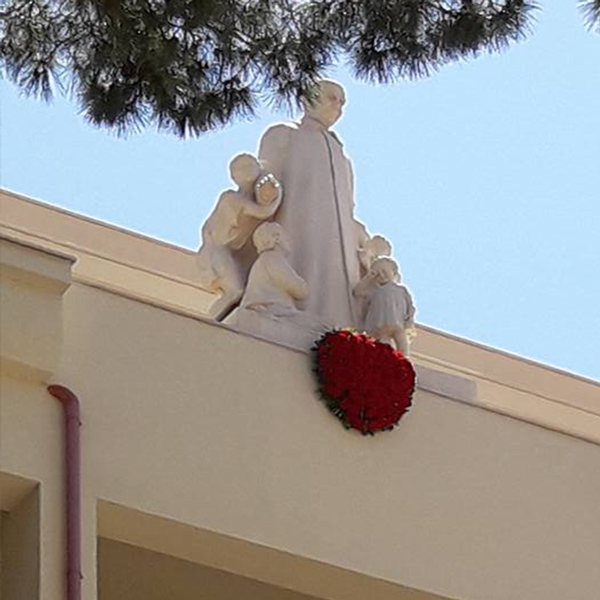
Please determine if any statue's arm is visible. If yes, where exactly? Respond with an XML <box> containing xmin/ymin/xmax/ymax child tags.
<box><xmin>258</xmin><ymin>124</ymin><xmax>293</xmax><ymax>180</ymax></box>
<box><xmin>242</xmin><ymin>202</ymin><xmax>276</xmax><ymax>219</ymax></box>
<box><xmin>353</xmin><ymin>272</ymin><xmax>377</xmax><ymax>299</ymax></box>
<box><xmin>266</xmin><ymin>255</ymin><xmax>308</xmax><ymax>300</ymax></box>
<box><xmin>403</xmin><ymin>287</ymin><xmax>416</xmax><ymax>327</ymax></box>
<box><xmin>237</xmin><ymin>196</ymin><xmax>277</xmax><ymax>219</ymax></box>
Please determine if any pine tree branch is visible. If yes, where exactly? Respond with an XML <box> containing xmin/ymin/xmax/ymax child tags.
<box><xmin>580</xmin><ymin>0</ymin><xmax>600</xmax><ymax>30</ymax></box>
<box><xmin>0</xmin><ymin>0</ymin><xmax>542</xmax><ymax>137</ymax></box>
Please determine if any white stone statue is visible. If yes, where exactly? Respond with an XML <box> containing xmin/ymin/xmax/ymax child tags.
<box><xmin>198</xmin><ymin>80</ymin><xmax>417</xmax><ymax>351</ymax></box>
<box><xmin>257</xmin><ymin>79</ymin><xmax>365</xmax><ymax>330</ymax></box>
<box><xmin>240</xmin><ymin>222</ymin><xmax>309</xmax><ymax>317</ymax></box>
<box><xmin>353</xmin><ymin>257</ymin><xmax>417</xmax><ymax>356</ymax></box>
<box><xmin>358</xmin><ymin>233</ymin><xmax>393</xmax><ymax>274</ymax></box>
<box><xmin>196</xmin><ymin>153</ymin><xmax>282</xmax><ymax>319</ymax></box>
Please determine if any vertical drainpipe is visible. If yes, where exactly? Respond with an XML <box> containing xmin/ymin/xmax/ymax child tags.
<box><xmin>48</xmin><ymin>384</ymin><xmax>82</xmax><ymax>600</ymax></box>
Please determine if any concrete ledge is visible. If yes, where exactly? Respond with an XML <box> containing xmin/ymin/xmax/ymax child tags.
<box><xmin>0</xmin><ymin>236</ymin><xmax>73</xmax><ymax>293</ymax></box>
<box><xmin>1</xmin><ymin>189</ymin><xmax>598</xmax><ymax>445</ymax></box>
<box><xmin>415</xmin><ymin>365</ymin><xmax>477</xmax><ymax>404</ymax></box>
<box><xmin>0</xmin><ymin>236</ymin><xmax>73</xmax><ymax>381</ymax></box>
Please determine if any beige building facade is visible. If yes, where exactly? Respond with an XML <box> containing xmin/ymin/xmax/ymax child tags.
<box><xmin>1</xmin><ymin>189</ymin><xmax>600</xmax><ymax>600</ymax></box>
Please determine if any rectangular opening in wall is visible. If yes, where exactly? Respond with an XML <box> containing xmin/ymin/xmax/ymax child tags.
<box><xmin>97</xmin><ymin>537</ymin><xmax>322</xmax><ymax>600</ymax></box>
<box><xmin>97</xmin><ymin>502</ymin><xmax>453</xmax><ymax>600</ymax></box>
<box><xmin>0</xmin><ymin>473</ymin><xmax>40</xmax><ymax>599</ymax></box>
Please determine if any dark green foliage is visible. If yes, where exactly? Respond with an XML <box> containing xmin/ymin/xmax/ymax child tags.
<box><xmin>301</xmin><ymin>0</ymin><xmax>536</xmax><ymax>81</ymax></box>
<box><xmin>0</xmin><ymin>0</ymin><xmax>564</xmax><ymax>137</ymax></box>
<box><xmin>580</xmin><ymin>0</ymin><xmax>600</xmax><ymax>31</ymax></box>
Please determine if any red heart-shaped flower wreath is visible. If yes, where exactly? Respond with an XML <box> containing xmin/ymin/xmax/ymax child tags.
<box><xmin>312</xmin><ymin>330</ymin><xmax>416</xmax><ymax>435</ymax></box>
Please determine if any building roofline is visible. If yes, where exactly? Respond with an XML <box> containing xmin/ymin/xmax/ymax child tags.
<box><xmin>3</xmin><ymin>187</ymin><xmax>596</xmax><ymax>386</ymax></box>
<box><xmin>2</xmin><ymin>188</ymin><xmax>599</xmax><ymax>445</ymax></box>
<box><xmin>1</xmin><ymin>187</ymin><xmax>198</xmax><ymax>255</ymax></box>
<box><xmin>417</xmin><ymin>323</ymin><xmax>600</xmax><ymax>389</ymax></box>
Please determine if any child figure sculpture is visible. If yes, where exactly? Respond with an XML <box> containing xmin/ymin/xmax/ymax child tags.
<box><xmin>197</xmin><ymin>153</ymin><xmax>282</xmax><ymax>320</ymax></box>
<box><xmin>358</xmin><ymin>233</ymin><xmax>392</xmax><ymax>274</ymax></box>
<box><xmin>354</xmin><ymin>257</ymin><xmax>416</xmax><ymax>356</ymax></box>
<box><xmin>240</xmin><ymin>222</ymin><xmax>309</xmax><ymax>317</ymax></box>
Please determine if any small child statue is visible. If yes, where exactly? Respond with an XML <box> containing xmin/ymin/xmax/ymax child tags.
<box><xmin>358</xmin><ymin>233</ymin><xmax>392</xmax><ymax>274</ymax></box>
<box><xmin>240</xmin><ymin>222</ymin><xmax>309</xmax><ymax>317</ymax></box>
<box><xmin>353</xmin><ymin>256</ymin><xmax>416</xmax><ymax>356</ymax></box>
<box><xmin>197</xmin><ymin>153</ymin><xmax>282</xmax><ymax>320</ymax></box>
<box><xmin>354</xmin><ymin>222</ymin><xmax>393</xmax><ymax>273</ymax></box>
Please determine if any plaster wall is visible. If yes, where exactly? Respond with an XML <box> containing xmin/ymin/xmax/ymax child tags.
<box><xmin>0</xmin><ymin>238</ymin><xmax>73</xmax><ymax>381</ymax></box>
<box><xmin>3</xmin><ymin>282</ymin><xmax>600</xmax><ymax>600</ymax></box>
<box><xmin>0</xmin><ymin>379</ymin><xmax>65</xmax><ymax>600</ymax></box>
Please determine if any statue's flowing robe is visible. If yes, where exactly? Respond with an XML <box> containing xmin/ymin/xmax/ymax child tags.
<box><xmin>258</xmin><ymin>117</ymin><xmax>361</xmax><ymax>329</ymax></box>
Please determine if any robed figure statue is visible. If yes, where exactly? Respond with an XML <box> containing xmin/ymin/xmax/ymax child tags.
<box><xmin>258</xmin><ymin>80</ymin><xmax>364</xmax><ymax>330</ymax></box>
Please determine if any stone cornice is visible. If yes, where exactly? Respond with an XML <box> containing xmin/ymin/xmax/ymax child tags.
<box><xmin>1</xmin><ymin>188</ymin><xmax>599</xmax><ymax>444</ymax></box>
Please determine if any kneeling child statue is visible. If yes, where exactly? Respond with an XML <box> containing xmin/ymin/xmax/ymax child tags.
<box><xmin>240</xmin><ymin>222</ymin><xmax>309</xmax><ymax>317</ymax></box>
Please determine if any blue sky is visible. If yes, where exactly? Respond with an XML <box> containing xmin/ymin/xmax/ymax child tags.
<box><xmin>2</xmin><ymin>3</ymin><xmax>599</xmax><ymax>381</ymax></box>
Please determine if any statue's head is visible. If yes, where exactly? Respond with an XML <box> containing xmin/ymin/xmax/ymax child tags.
<box><xmin>367</xmin><ymin>235</ymin><xmax>392</xmax><ymax>258</ymax></box>
<box><xmin>253</xmin><ymin>222</ymin><xmax>290</xmax><ymax>254</ymax></box>
<box><xmin>371</xmin><ymin>257</ymin><xmax>399</xmax><ymax>285</ymax></box>
<box><xmin>303</xmin><ymin>80</ymin><xmax>346</xmax><ymax>129</ymax></box>
<box><xmin>229</xmin><ymin>153</ymin><xmax>261</xmax><ymax>187</ymax></box>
